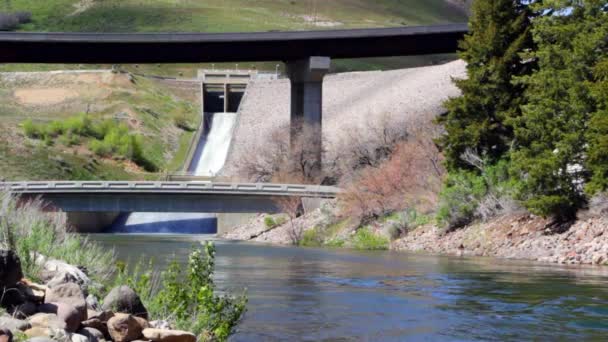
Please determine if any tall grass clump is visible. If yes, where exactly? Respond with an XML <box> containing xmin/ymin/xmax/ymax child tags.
<box><xmin>112</xmin><ymin>242</ymin><xmax>247</xmax><ymax>341</ymax></box>
<box><xmin>351</xmin><ymin>227</ymin><xmax>389</xmax><ymax>250</ymax></box>
<box><xmin>0</xmin><ymin>190</ymin><xmax>115</xmax><ymax>283</ymax></box>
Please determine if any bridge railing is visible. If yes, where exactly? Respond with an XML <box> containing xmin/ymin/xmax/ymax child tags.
<box><xmin>0</xmin><ymin>181</ymin><xmax>341</xmax><ymax>198</ymax></box>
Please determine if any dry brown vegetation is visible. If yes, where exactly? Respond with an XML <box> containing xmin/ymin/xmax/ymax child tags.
<box><xmin>275</xmin><ymin>196</ymin><xmax>305</xmax><ymax>245</ymax></box>
<box><xmin>338</xmin><ymin>133</ymin><xmax>444</xmax><ymax>223</ymax></box>
<box><xmin>237</xmin><ymin>113</ymin><xmax>445</xmax><ymax>226</ymax></box>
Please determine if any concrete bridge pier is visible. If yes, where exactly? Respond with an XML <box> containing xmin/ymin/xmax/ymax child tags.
<box><xmin>286</xmin><ymin>56</ymin><xmax>331</xmax><ymax>178</ymax></box>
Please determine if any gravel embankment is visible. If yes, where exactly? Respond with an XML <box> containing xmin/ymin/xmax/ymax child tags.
<box><xmin>221</xmin><ymin>60</ymin><xmax>466</xmax><ymax>178</ymax></box>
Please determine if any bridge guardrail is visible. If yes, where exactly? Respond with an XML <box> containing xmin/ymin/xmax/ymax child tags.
<box><xmin>0</xmin><ymin>181</ymin><xmax>341</xmax><ymax>198</ymax></box>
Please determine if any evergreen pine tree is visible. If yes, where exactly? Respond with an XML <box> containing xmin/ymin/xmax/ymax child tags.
<box><xmin>438</xmin><ymin>0</ymin><xmax>533</xmax><ymax>170</ymax></box>
<box><xmin>511</xmin><ymin>0</ymin><xmax>608</xmax><ymax>218</ymax></box>
<box><xmin>586</xmin><ymin>56</ymin><xmax>608</xmax><ymax>195</ymax></box>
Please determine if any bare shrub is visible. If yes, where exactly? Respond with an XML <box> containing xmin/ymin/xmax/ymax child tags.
<box><xmin>462</xmin><ymin>148</ymin><xmax>522</xmax><ymax>221</ymax></box>
<box><xmin>330</xmin><ymin>116</ymin><xmax>411</xmax><ymax>183</ymax></box>
<box><xmin>0</xmin><ymin>11</ymin><xmax>31</xmax><ymax>31</ymax></box>
<box><xmin>13</xmin><ymin>11</ymin><xmax>32</xmax><ymax>24</ymax></box>
<box><xmin>238</xmin><ymin>121</ymin><xmax>327</xmax><ymax>184</ymax></box>
<box><xmin>275</xmin><ymin>196</ymin><xmax>304</xmax><ymax>245</ymax></box>
<box><xmin>338</xmin><ymin>135</ymin><xmax>444</xmax><ymax>223</ymax></box>
<box><xmin>0</xmin><ymin>13</ymin><xmax>18</xmax><ymax>31</ymax></box>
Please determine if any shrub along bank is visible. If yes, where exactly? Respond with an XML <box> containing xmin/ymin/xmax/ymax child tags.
<box><xmin>23</xmin><ymin>114</ymin><xmax>156</xmax><ymax>171</ymax></box>
<box><xmin>0</xmin><ymin>190</ymin><xmax>246</xmax><ymax>341</ymax></box>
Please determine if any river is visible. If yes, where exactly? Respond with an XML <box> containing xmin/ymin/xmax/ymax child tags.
<box><xmin>90</xmin><ymin>234</ymin><xmax>608</xmax><ymax>341</ymax></box>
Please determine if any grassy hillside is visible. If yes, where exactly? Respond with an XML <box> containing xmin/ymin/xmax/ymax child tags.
<box><xmin>0</xmin><ymin>71</ymin><xmax>200</xmax><ymax>180</ymax></box>
<box><xmin>10</xmin><ymin>0</ymin><xmax>466</xmax><ymax>32</ymax></box>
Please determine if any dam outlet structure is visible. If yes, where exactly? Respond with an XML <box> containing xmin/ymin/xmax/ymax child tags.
<box><xmin>107</xmin><ymin>70</ymin><xmax>250</xmax><ymax>234</ymax></box>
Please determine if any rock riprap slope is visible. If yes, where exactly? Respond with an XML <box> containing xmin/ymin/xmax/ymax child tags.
<box><xmin>221</xmin><ymin>60</ymin><xmax>466</xmax><ymax>179</ymax></box>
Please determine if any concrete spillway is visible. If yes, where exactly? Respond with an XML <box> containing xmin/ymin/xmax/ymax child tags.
<box><xmin>108</xmin><ymin>112</ymin><xmax>237</xmax><ymax>234</ymax></box>
<box><xmin>190</xmin><ymin>113</ymin><xmax>237</xmax><ymax>177</ymax></box>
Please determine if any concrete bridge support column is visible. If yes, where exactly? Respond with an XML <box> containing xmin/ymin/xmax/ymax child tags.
<box><xmin>223</xmin><ymin>83</ymin><xmax>230</xmax><ymax>113</ymax></box>
<box><xmin>286</xmin><ymin>56</ymin><xmax>331</xmax><ymax>179</ymax></box>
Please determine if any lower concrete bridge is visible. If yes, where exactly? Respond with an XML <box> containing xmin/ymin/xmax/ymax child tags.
<box><xmin>2</xmin><ymin>181</ymin><xmax>340</xmax><ymax>214</ymax></box>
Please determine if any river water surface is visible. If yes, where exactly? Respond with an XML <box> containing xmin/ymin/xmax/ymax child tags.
<box><xmin>90</xmin><ymin>234</ymin><xmax>608</xmax><ymax>341</ymax></box>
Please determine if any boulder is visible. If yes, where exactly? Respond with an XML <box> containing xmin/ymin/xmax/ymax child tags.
<box><xmin>0</xmin><ymin>329</ymin><xmax>12</xmax><ymax>342</ymax></box>
<box><xmin>82</xmin><ymin>309</ymin><xmax>113</xmax><ymax>338</ymax></box>
<box><xmin>77</xmin><ymin>327</ymin><xmax>104</xmax><ymax>342</ymax></box>
<box><xmin>0</xmin><ymin>315</ymin><xmax>31</xmax><ymax>331</ymax></box>
<box><xmin>102</xmin><ymin>286</ymin><xmax>148</xmax><ymax>319</ymax></box>
<box><xmin>36</xmin><ymin>256</ymin><xmax>91</xmax><ymax>294</ymax></box>
<box><xmin>86</xmin><ymin>294</ymin><xmax>101</xmax><ymax>311</ymax></box>
<box><xmin>0</xmin><ymin>250</ymin><xmax>23</xmax><ymax>289</ymax></box>
<box><xmin>16</xmin><ymin>282</ymin><xmax>46</xmax><ymax>302</ymax></box>
<box><xmin>70</xmin><ymin>333</ymin><xmax>89</xmax><ymax>342</ymax></box>
<box><xmin>27</xmin><ymin>338</ymin><xmax>55</xmax><ymax>342</ymax></box>
<box><xmin>44</xmin><ymin>283</ymin><xmax>87</xmax><ymax>323</ymax></box>
<box><xmin>11</xmin><ymin>301</ymin><xmax>37</xmax><ymax>319</ymax></box>
<box><xmin>142</xmin><ymin>328</ymin><xmax>196</xmax><ymax>342</ymax></box>
<box><xmin>81</xmin><ymin>318</ymin><xmax>109</xmax><ymax>339</ymax></box>
<box><xmin>149</xmin><ymin>320</ymin><xmax>172</xmax><ymax>330</ymax></box>
<box><xmin>23</xmin><ymin>327</ymin><xmax>51</xmax><ymax>338</ymax></box>
<box><xmin>28</xmin><ymin>313</ymin><xmax>67</xmax><ymax>330</ymax></box>
<box><xmin>0</xmin><ymin>286</ymin><xmax>25</xmax><ymax>309</ymax></box>
<box><xmin>107</xmin><ymin>313</ymin><xmax>144</xmax><ymax>342</ymax></box>
<box><xmin>38</xmin><ymin>302</ymin><xmax>81</xmax><ymax>333</ymax></box>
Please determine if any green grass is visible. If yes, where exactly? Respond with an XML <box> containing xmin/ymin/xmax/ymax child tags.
<box><xmin>167</xmin><ymin>130</ymin><xmax>195</xmax><ymax>172</ymax></box>
<box><xmin>351</xmin><ymin>227</ymin><xmax>389</xmax><ymax>250</ymax></box>
<box><xmin>0</xmin><ymin>190</ymin><xmax>115</xmax><ymax>285</ymax></box>
<box><xmin>10</xmin><ymin>0</ymin><xmax>466</xmax><ymax>33</ymax></box>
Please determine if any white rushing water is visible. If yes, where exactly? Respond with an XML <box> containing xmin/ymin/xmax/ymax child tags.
<box><xmin>109</xmin><ymin>112</ymin><xmax>237</xmax><ymax>233</ymax></box>
<box><xmin>190</xmin><ymin>113</ymin><xmax>237</xmax><ymax>177</ymax></box>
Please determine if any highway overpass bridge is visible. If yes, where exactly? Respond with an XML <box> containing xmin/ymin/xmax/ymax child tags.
<box><xmin>3</xmin><ymin>181</ymin><xmax>340</xmax><ymax>233</ymax></box>
<box><xmin>0</xmin><ymin>24</ymin><xmax>468</xmax><ymax>175</ymax></box>
<box><xmin>2</xmin><ymin>181</ymin><xmax>339</xmax><ymax>213</ymax></box>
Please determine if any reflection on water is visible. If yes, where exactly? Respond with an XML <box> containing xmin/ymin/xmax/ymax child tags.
<box><xmin>91</xmin><ymin>235</ymin><xmax>608</xmax><ymax>341</ymax></box>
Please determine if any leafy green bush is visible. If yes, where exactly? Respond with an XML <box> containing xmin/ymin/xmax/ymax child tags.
<box><xmin>263</xmin><ymin>216</ymin><xmax>277</xmax><ymax>229</ymax></box>
<box><xmin>351</xmin><ymin>227</ymin><xmax>389</xmax><ymax>250</ymax></box>
<box><xmin>22</xmin><ymin>119</ymin><xmax>43</xmax><ymax>138</ymax></box>
<box><xmin>385</xmin><ymin>209</ymin><xmax>431</xmax><ymax>240</ymax></box>
<box><xmin>299</xmin><ymin>228</ymin><xmax>323</xmax><ymax>247</ymax></box>
<box><xmin>437</xmin><ymin>159</ymin><xmax>517</xmax><ymax>230</ymax></box>
<box><xmin>436</xmin><ymin>171</ymin><xmax>485</xmax><ymax>230</ymax></box>
<box><xmin>113</xmin><ymin>242</ymin><xmax>247</xmax><ymax>341</ymax></box>
<box><xmin>22</xmin><ymin>114</ymin><xmax>158</xmax><ymax>171</ymax></box>
<box><xmin>263</xmin><ymin>215</ymin><xmax>287</xmax><ymax>230</ymax></box>
<box><xmin>89</xmin><ymin>139</ymin><xmax>112</xmax><ymax>157</ymax></box>
<box><xmin>45</xmin><ymin>120</ymin><xmax>65</xmax><ymax>137</ymax></box>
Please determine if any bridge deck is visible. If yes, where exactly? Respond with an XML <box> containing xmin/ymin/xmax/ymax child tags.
<box><xmin>0</xmin><ymin>24</ymin><xmax>468</xmax><ymax>63</ymax></box>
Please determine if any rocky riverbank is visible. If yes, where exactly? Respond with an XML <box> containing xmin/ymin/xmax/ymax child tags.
<box><xmin>393</xmin><ymin>214</ymin><xmax>608</xmax><ymax>265</ymax></box>
<box><xmin>223</xmin><ymin>208</ymin><xmax>608</xmax><ymax>266</ymax></box>
<box><xmin>0</xmin><ymin>249</ymin><xmax>196</xmax><ymax>342</ymax></box>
